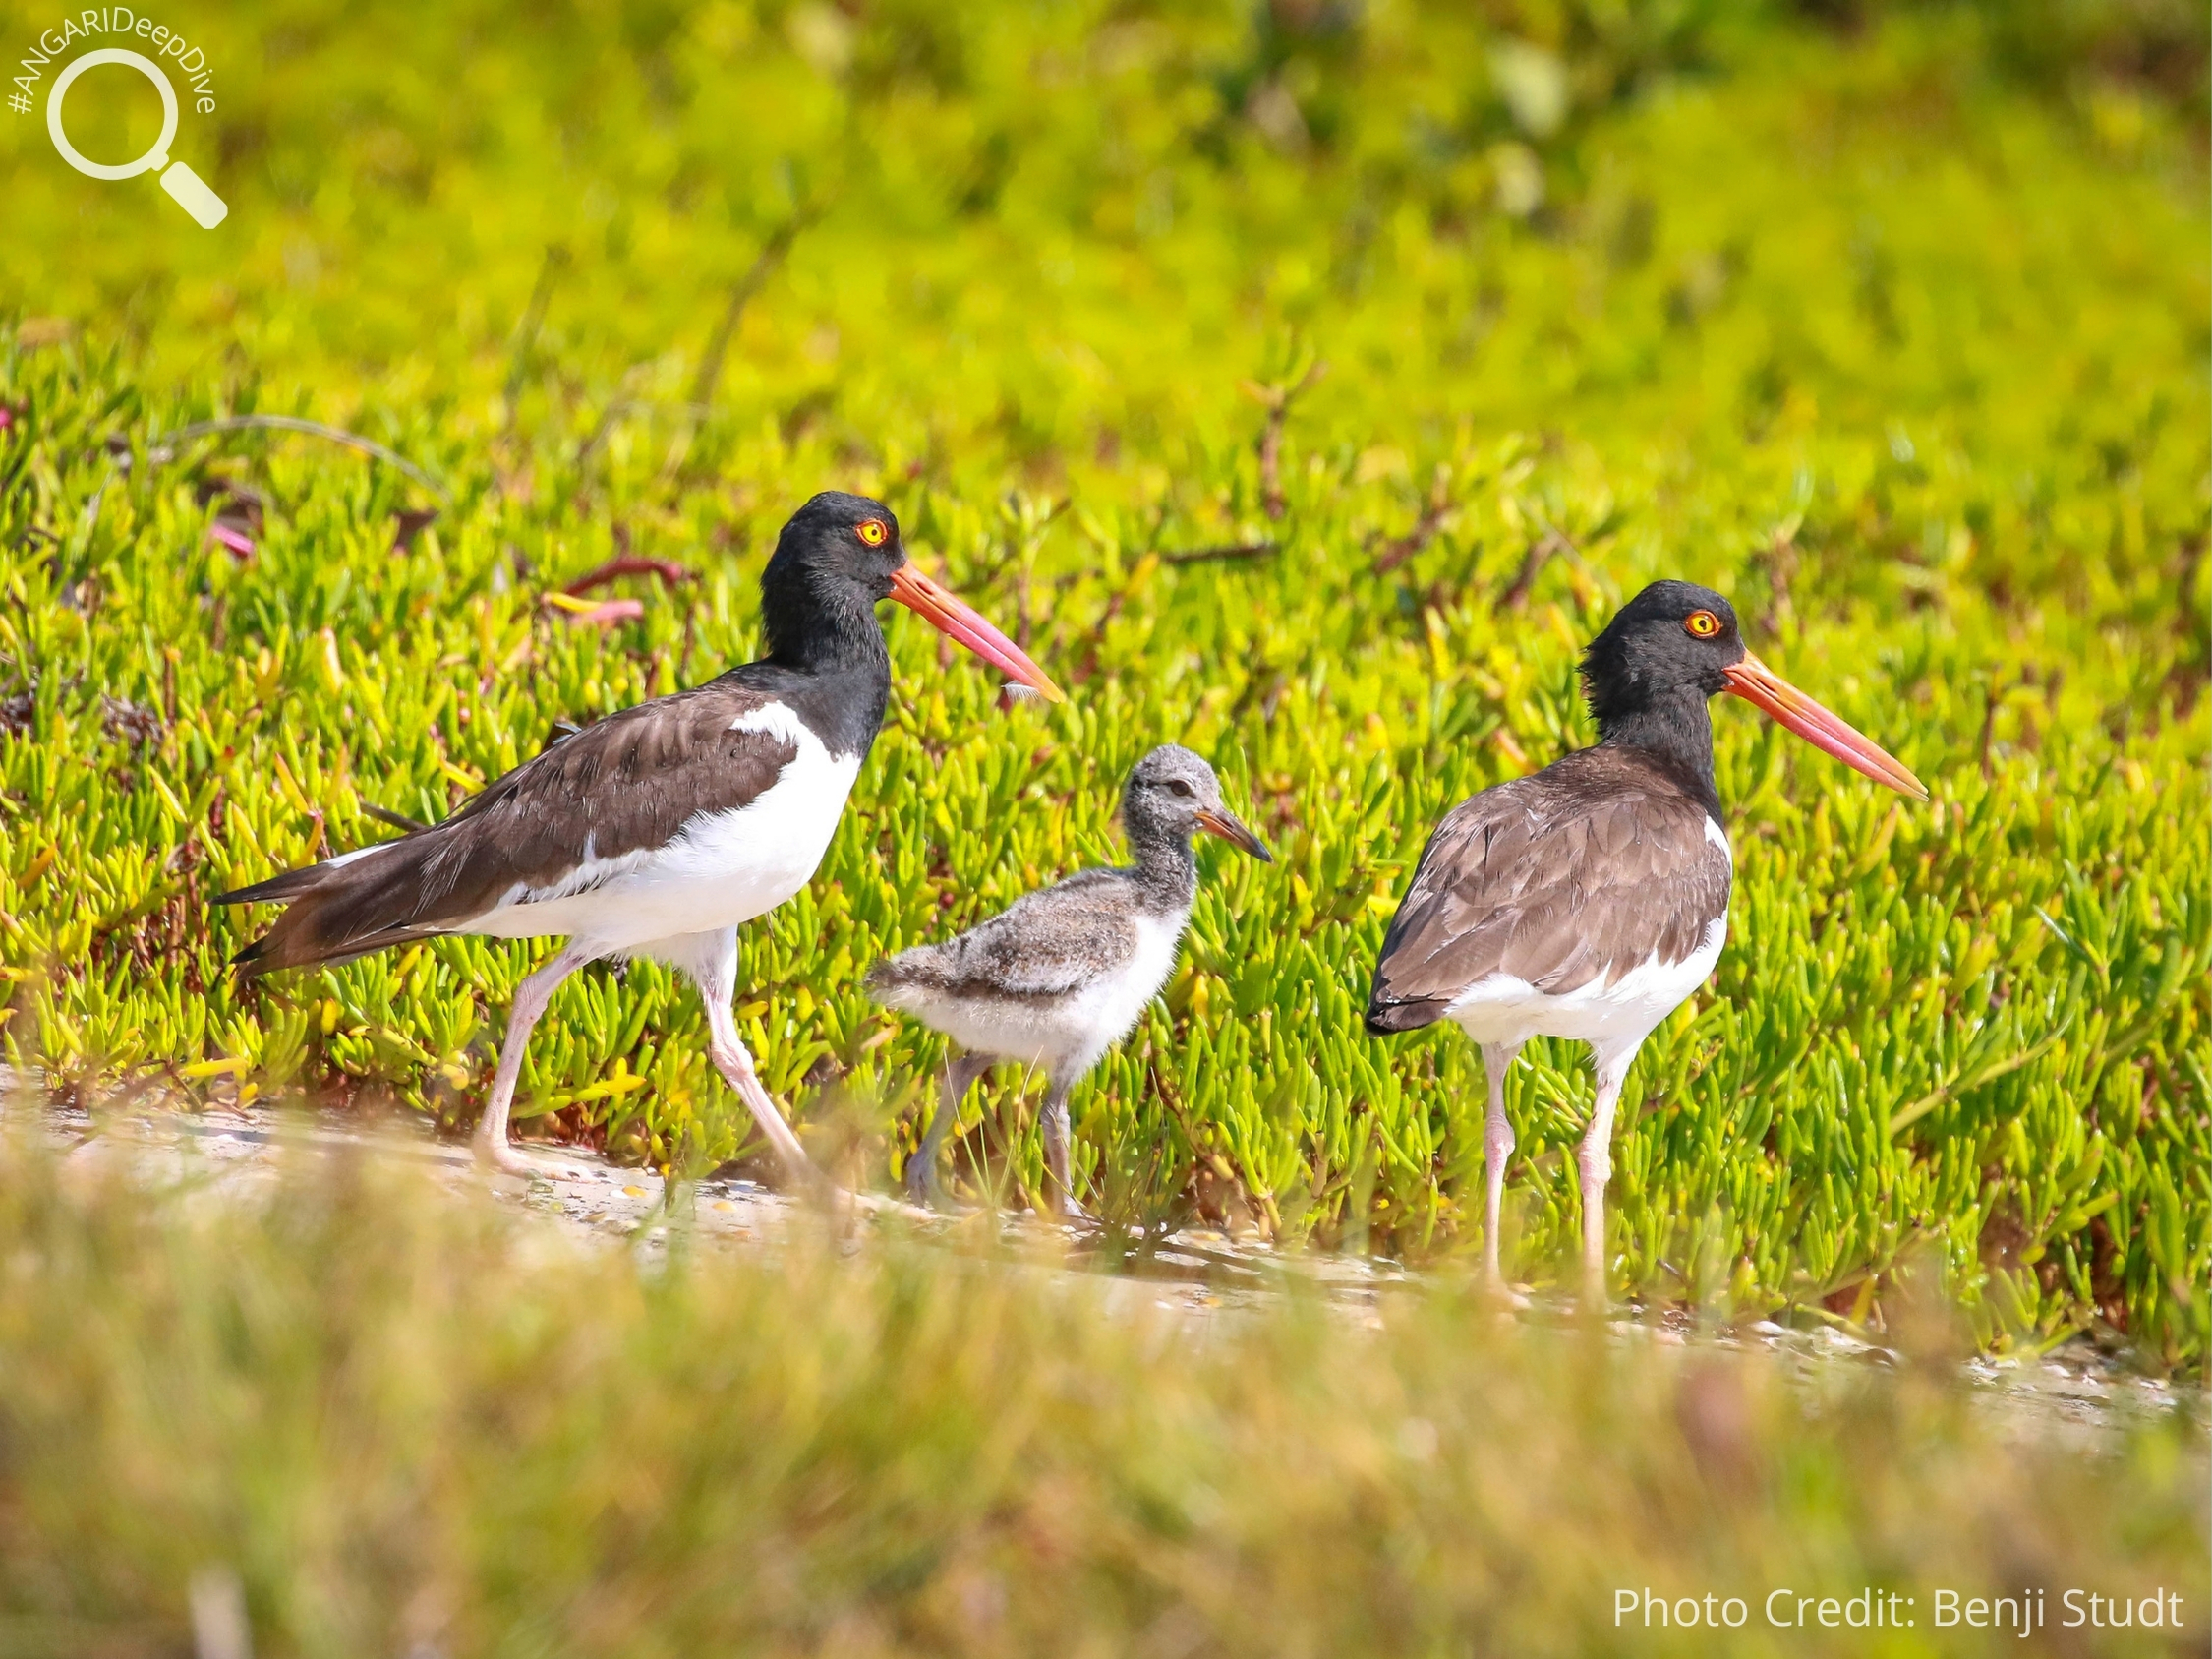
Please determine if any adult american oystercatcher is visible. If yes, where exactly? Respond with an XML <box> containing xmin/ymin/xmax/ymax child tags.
<box><xmin>1365</xmin><ymin>580</ymin><xmax>1924</xmax><ymax>1297</ymax></box>
<box><xmin>216</xmin><ymin>492</ymin><xmax>1063</xmax><ymax>1181</ymax></box>
<box><xmin>867</xmin><ymin>744</ymin><xmax>1270</xmax><ymax>1215</ymax></box>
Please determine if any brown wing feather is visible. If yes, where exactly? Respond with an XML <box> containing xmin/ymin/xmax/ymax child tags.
<box><xmin>1365</xmin><ymin>747</ymin><xmax>1731</xmax><ymax>1033</ymax></box>
<box><xmin>217</xmin><ymin>679</ymin><xmax>796</xmax><ymax>977</ymax></box>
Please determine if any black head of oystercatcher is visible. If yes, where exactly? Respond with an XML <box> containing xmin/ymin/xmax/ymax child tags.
<box><xmin>866</xmin><ymin>743</ymin><xmax>1270</xmax><ymax>1215</ymax></box>
<box><xmin>215</xmin><ymin>491</ymin><xmax>1062</xmax><ymax>1183</ymax></box>
<box><xmin>1365</xmin><ymin>579</ymin><xmax>1924</xmax><ymax>1298</ymax></box>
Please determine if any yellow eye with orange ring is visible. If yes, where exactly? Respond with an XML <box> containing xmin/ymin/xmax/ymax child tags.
<box><xmin>1685</xmin><ymin>610</ymin><xmax>1722</xmax><ymax>638</ymax></box>
<box><xmin>856</xmin><ymin>519</ymin><xmax>890</xmax><ymax>547</ymax></box>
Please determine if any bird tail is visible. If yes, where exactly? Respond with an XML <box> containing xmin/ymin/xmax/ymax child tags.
<box><xmin>1363</xmin><ymin>994</ymin><xmax>1450</xmax><ymax>1037</ymax></box>
<box><xmin>864</xmin><ymin>949</ymin><xmax>948</xmax><ymax>1010</ymax></box>
<box><xmin>210</xmin><ymin>863</ymin><xmax>332</xmax><ymax>909</ymax></box>
<box><xmin>212</xmin><ymin>839</ymin><xmax>451</xmax><ymax>979</ymax></box>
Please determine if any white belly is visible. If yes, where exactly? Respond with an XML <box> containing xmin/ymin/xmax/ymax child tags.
<box><xmin>465</xmin><ymin>715</ymin><xmax>860</xmax><ymax>952</ymax></box>
<box><xmin>909</xmin><ymin>912</ymin><xmax>1185</xmax><ymax>1077</ymax></box>
<box><xmin>1447</xmin><ymin>913</ymin><xmax>1726</xmax><ymax>1060</ymax></box>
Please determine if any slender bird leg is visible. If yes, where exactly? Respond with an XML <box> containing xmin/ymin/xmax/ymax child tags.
<box><xmin>1038</xmin><ymin>1078</ymin><xmax>1087</xmax><ymax>1220</ymax></box>
<box><xmin>907</xmin><ymin>1051</ymin><xmax>992</xmax><ymax>1208</ymax></box>
<box><xmin>652</xmin><ymin>930</ymin><xmax>931</xmax><ymax>1221</ymax></box>
<box><xmin>1478</xmin><ymin>1041</ymin><xmax>1523</xmax><ymax>1293</ymax></box>
<box><xmin>706</xmin><ymin>1002</ymin><xmax>815</xmax><ymax>1181</ymax></box>
<box><xmin>1576</xmin><ymin>1044</ymin><xmax>1637</xmax><ymax>1310</ymax></box>
<box><xmin>476</xmin><ymin>941</ymin><xmax>597</xmax><ymax>1177</ymax></box>
<box><xmin>681</xmin><ymin>927</ymin><xmax>817</xmax><ymax>1186</ymax></box>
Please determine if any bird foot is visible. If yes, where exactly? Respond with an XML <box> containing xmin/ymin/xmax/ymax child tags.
<box><xmin>476</xmin><ymin>1138</ymin><xmax>586</xmax><ymax>1181</ymax></box>
<box><xmin>902</xmin><ymin>1161</ymin><xmax>954</xmax><ymax>1213</ymax></box>
<box><xmin>844</xmin><ymin>1188</ymin><xmax>943</xmax><ymax>1223</ymax></box>
<box><xmin>1482</xmin><ymin>1276</ymin><xmax>1532</xmax><ymax>1311</ymax></box>
<box><xmin>757</xmin><ymin>1155</ymin><xmax>939</xmax><ymax>1224</ymax></box>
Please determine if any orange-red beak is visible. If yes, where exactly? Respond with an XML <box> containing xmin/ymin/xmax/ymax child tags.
<box><xmin>1721</xmin><ymin>654</ymin><xmax>1927</xmax><ymax>800</ymax></box>
<box><xmin>888</xmin><ymin>562</ymin><xmax>1065</xmax><ymax>704</ymax></box>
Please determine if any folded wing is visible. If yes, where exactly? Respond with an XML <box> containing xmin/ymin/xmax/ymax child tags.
<box><xmin>216</xmin><ymin>678</ymin><xmax>797</xmax><ymax>976</ymax></box>
<box><xmin>870</xmin><ymin>873</ymin><xmax>1141</xmax><ymax>1006</ymax></box>
<box><xmin>1365</xmin><ymin>749</ymin><xmax>1730</xmax><ymax>1033</ymax></box>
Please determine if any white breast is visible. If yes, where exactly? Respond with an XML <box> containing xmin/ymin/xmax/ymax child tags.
<box><xmin>466</xmin><ymin>704</ymin><xmax>860</xmax><ymax>953</ymax></box>
<box><xmin>1063</xmin><ymin>909</ymin><xmax>1185</xmax><ymax>1072</ymax></box>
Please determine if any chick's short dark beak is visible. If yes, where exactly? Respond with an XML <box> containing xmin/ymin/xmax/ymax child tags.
<box><xmin>1193</xmin><ymin>805</ymin><xmax>1272</xmax><ymax>862</ymax></box>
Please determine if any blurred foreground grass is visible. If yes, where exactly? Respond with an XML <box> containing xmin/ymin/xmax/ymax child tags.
<box><xmin>0</xmin><ymin>0</ymin><xmax>2206</xmax><ymax>1359</ymax></box>
<box><xmin>0</xmin><ymin>1133</ymin><xmax>2203</xmax><ymax>1657</ymax></box>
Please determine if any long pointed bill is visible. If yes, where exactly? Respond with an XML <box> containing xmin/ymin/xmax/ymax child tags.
<box><xmin>887</xmin><ymin>563</ymin><xmax>1065</xmax><ymax>703</ymax></box>
<box><xmin>1721</xmin><ymin>654</ymin><xmax>1928</xmax><ymax>800</ymax></box>
<box><xmin>1193</xmin><ymin>805</ymin><xmax>1273</xmax><ymax>862</ymax></box>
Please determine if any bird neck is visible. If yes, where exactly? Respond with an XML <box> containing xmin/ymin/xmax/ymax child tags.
<box><xmin>730</xmin><ymin>570</ymin><xmax>895</xmax><ymax>760</ymax></box>
<box><xmin>1125</xmin><ymin>818</ymin><xmax>1197</xmax><ymax>915</ymax></box>
<box><xmin>759</xmin><ymin>569</ymin><xmax>893</xmax><ymax>682</ymax></box>
<box><xmin>1596</xmin><ymin>690</ymin><xmax>1724</xmax><ymax>818</ymax></box>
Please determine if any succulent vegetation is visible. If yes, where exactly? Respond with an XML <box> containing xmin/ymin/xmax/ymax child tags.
<box><xmin>1</xmin><ymin>0</ymin><xmax>2205</xmax><ymax>1364</ymax></box>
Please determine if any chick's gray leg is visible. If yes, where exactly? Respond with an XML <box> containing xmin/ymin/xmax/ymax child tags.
<box><xmin>908</xmin><ymin>1051</ymin><xmax>991</xmax><ymax>1208</ymax></box>
<box><xmin>1040</xmin><ymin>1078</ymin><xmax>1086</xmax><ymax>1219</ymax></box>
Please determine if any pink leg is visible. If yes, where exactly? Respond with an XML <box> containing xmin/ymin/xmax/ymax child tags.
<box><xmin>1479</xmin><ymin>1041</ymin><xmax>1522</xmax><ymax>1289</ymax></box>
<box><xmin>476</xmin><ymin>942</ymin><xmax>597</xmax><ymax>1175</ymax></box>
<box><xmin>1577</xmin><ymin>1043</ymin><xmax>1639</xmax><ymax>1309</ymax></box>
<box><xmin>682</xmin><ymin>927</ymin><xmax>815</xmax><ymax>1182</ymax></box>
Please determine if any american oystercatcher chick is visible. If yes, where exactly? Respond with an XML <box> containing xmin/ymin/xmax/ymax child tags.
<box><xmin>868</xmin><ymin>744</ymin><xmax>1270</xmax><ymax>1215</ymax></box>
<box><xmin>215</xmin><ymin>492</ymin><xmax>1062</xmax><ymax>1184</ymax></box>
<box><xmin>1366</xmin><ymin>581</ymin><xmax>1925</xmax><ymax>1300</ymax></box>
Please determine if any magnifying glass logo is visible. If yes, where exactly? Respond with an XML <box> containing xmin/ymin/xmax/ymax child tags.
<box><xmin>45</xmin><ymin>48</ymin><xmax>228</xmax><ymax>228</ymax></box>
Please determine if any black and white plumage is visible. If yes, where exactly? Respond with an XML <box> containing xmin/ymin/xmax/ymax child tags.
<box><xmin>1367</xmin><ymin>580</ymin><xmax>1926</xmax><ymax>1298</ymax></box>
<box><xmin>869</xmin><ymin>744</ymin><xmax>1271</xmax><ymax>1215</ymax></box>
<box><xmin>216</xmin><ymin>492</ymin><xmax>1063</xmax><ymax>1181</ymax></box>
